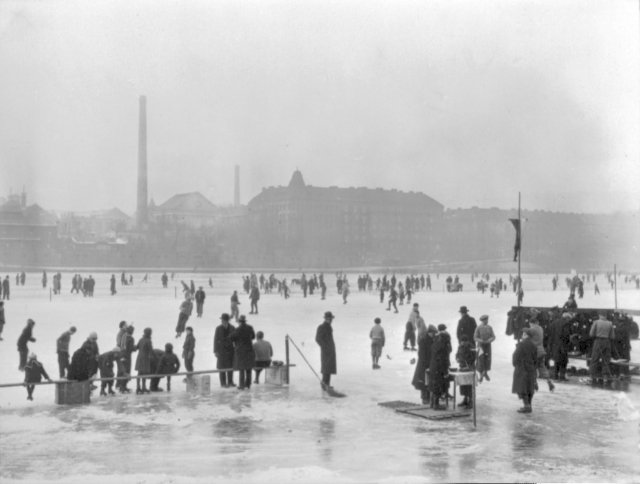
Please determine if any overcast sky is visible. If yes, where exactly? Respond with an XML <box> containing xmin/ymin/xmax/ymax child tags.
<box><xmin>0</xmin><ymin>0</ymin><xmax>638</xmax><ymax>214</ymax></box>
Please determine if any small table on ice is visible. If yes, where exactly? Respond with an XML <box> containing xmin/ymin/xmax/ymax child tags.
<box><xmin>449</xmin><ymin>370</ymin><xmax>476</xmax><ymax>410</ymax></box>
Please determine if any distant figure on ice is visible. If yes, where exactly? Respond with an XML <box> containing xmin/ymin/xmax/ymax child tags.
<box><xmin>316</xmin><ymin>311</ymin><xmax>337</xmax><ymax>391</ymax></box>
<box><xmin>512</xmin><ymin>328</ymin><xmax>538</xmax><ymax>413</ymax></box>
<box><xmin>2</xmin><ymin>275</ymin><xmax>10</xmax><ymax>300</ymax></box>
<box><xmin>342</xmin><ymin>279</ymin><xmax>350</xmax><ymax>304</ymax></box>
<box><xmin>208</xmin><ymin>277</ymin><xmax>213</xmax><ymax>288</ymax></box>
<box><xmin>253</xmin><ymin>331</ymin><xmax>273</xmax><ymax>384</ymax></box>
<box><xmin>474</xmin><ymin>315</ymin><xmax>495</xmax><ymax>382</ymax></box>
<box><xmin>195</xmin><ymin>286</ymin><xmax>206</xmax><ymax>318</ymax></box>
<box><xmin>230</xmin><ymin>290</ymin><xmax>240</xmax><ymax>321</ymax></box>
<box><xmin>182</xmin><ymin>326</ymin><xmax>195</xmax><ymax>375</ymax></box>
<box><xmin>24</xmin><ymin>353</ymin><xmax>51</xmax><ymax>401</ymax></box>
<box><xmin>17</xmin><ymin>318</ymin><xmax>36</xmax><ymax>371</ymax></box>
<box><xmin>231</xmin><ymin>315</ymin><xmax>255</xmax><ymax>390</ymax></box>
<box><xmin>369</xmin><ymin>318</ymin><xmax>385</xmax><ymax>369</ymax></box>
<box><xmin>214</xmin><ymin>313</ymin><xmax>236</xmax><ymax>388</ymax></box>
<box><xmin>56</xmin><ymin>326</ymin><xmax>77</xmax><ymax>378</ymax></box>
<box><xmin>42</xmin><ymin>271</ymin><xmax>47</xmax><ymax>289</ymax></box>
<box><xmin>456</xmin><ymin>306</ymin><xmax>477</xmax><ymax>346</ymax></box>
<box><xmin>386</xmin><ymin>286</ymin><xmax>398</xmax><ymax>313</ymax></box>
<box><xmin>249</xmin><ymin>285</ymin><xmax>260</xmax><ymax>314</ymax></box>
<box><xmin>110</xmin><ymin>274</ymin><xmax>117</xmax><ymax>296</ymax></box>
<box><xmin>594</xmin><ymin>283</ymin><xmax>600</xmax><ymax>295</ymax></box>
<box><xmin>175</xmin><ymin>295</ymin><xmax>193</xmax><ymax>338</ymax></box>
<box><xmin>161</xmin><ymin>272</ymin><xmax>168</xmax><ymax>288</ymax></box>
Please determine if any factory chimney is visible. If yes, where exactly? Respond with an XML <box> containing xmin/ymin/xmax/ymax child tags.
<box><xmin>234</xmin><ymin>165</ymin><xmax>240</xmax><ymax>207</ymax></box>
<box><xmin>137</xmin><ymin>95</ymin><xmax>148</xmax><ymax>227</ymax></box>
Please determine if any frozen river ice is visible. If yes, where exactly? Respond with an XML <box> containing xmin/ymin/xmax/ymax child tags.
<box><xmin>0</xmin><ymin>271</ymin><xmax>639</xmax><ymax>483</ymax></box>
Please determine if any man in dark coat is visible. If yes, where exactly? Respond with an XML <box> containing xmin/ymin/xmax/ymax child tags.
<box><xmin>456</xmin><ymin>306</ymin><xmax>477</xmax><ymax>345</ymax></box>
<box><xmin>429</xmin><ymin>324</ymin><xmax>452</xmax><ymax>409</ymax></box>
<box><xmin>412</xmin><ymin>324</ymin><xmax>437</xmax><ymax>404</ymax></box>
<box><xmin>512</xmin><ymin>328</ymin><xmax>538</xmax><ymax>413</ymax></box>
<box><xmin>315</xmin><ymin>311</ymin><xmax>337</xmax><ymax>390</ymax></box>
<box><xmin>214</xmin><ymin>313</ymin><xmax>236</xmax><ymax>388</ymax></box>
<box><xmin>118</xmin><ymin>325</ymin><xmax>136</xmax><ymax>393</ymax></box>
<box><xmin>194</xmin><ymin>287</ymin><xmax>206</xmax><ymax>318</ymax></box>
<box><xmin>68</xmin><ymin>341</ymin><xmax>96</xmax><ymax>382</ymax></box>
<box><xmin>17</xmin><ymin>319</ymin><xmax>36</xmax><ymax>371</ymax></box>
<box><xmin>547</xmin><ymin>312</ymin><xmax>573</xmax><ymax>381</ymax></box>
<box><xmin>98</xmin><ymin>348</ymin><xmax>121</xmax><ymax>396</ymax></box>
<box><xmin>175</xmin><ymin>295</ymin><xmax>193</xmax><ymax>338</ymax></box>
<box><xmin>24</xmin><ymin>353</ymin><xmax>51</xmax><ymax>400</ymax></box>
<box><xmin>135</xmin><ymin>327</ymin><xmax>153</xmax><ymax>394</ymax></box>
<box><xmin>249</xmin><ymin>285</ymin><xmax>260</xmax><ymax>314</ymax></box>
<box><xmin>231</xmin><ymin>315</ymin><xmax>256</xmax><ymax>390</ymax></box>
<box><xmin>2</xmin><ymin>275</ymin><xmax>10</xmax><ymax>300</ymax></box>
<box><xmin>151</xmin><ymin>343</ymin><xmax>181</xmax><ymax>391</ymax></box>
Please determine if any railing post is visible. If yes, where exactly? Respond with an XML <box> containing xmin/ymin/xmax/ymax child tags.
<box><xmin>285</xmin><ymin>335</ymin><xmax>290</xmax><ymax>384</ymax></box>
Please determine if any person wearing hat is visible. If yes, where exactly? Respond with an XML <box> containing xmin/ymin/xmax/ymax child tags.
<box><xmin>474</xmin><ymin>315</ymin><xmax>495</xmax><ymax>382</ymax></box>
<box><xmin>231</xmin><ymin>315</ymin><xmax>256</xmax><ymax>390</ymax></box>
<box><xmin>154</xmin><ymin>342</ymin><xmax>181</xmax><ymax>392</ymax></box>
<box><xmin>17</xmin><ymin>318</ymin><xmax>36</xmax><ymax>371</ymax></box>
<box><xmin>135</xmin><ymin>328</ymin><xmax>153</xmax><ymax>394</ymax></box>
<box><xmin>429</xmin><ymin>324</ymin><xmax>452</xmax><ymax>409</ymax></box>
<box><xmin>369</xmin><ymin>317</ymin><xmax>385</xmax><ymax>369</ymax></box>
<box><xmin>412</xmin><ymin>324</ymin><xmax>437</xmax><ymax>404</ymax></box>
<box><xmin>546</xmin><ymin>312</ymin><xmax>573</xmax><ymax>381</ymax></box>
<box><xmin>56</xmin><ymin>326</ymin><xmax>77</xmax><ymax>378</ymax></box>
<box><xmin>456</xmin><ymin>306</ymin><xmax>477</xmax><ymax>346</ymax></box>
<box><xmin>316</xmin><ymin>311</ymin><xmax>337</xmax><ymax>390</ymax></box>
<box><xmin>512</xmin><ymin>328</ymin><xmax>538</xmax><ymax>413</ymax></box>
<box><xmin>214</xmin><ymin>313</ymin><xmax>236</xmax><ymax>388</ymax></box>
<box><xmin>24</xmin><ymin>353</ymin><xmax>51</xmax><ymax>401</ymax></box>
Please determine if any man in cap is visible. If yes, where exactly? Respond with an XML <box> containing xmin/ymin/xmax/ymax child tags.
<box><xmin>456</xmin><ymin>306</ymin><xmax>477</xmax><ymax>345</ymax></box>
<box><xmin>474</xmin><ymin>315</ymin><xmax>495</xmax><ymax>382</ymax></box>
<box><xmin>316</xmin><ymin>311</ymin><xmax>337</xmax><ymax>390</ymax></box>
<box><xmin>56</xmin><ymin>326</ymin><xmax>77</xmax><ymax>378</ymax></box>
<box><xmin>214</xmin><ymin>313</ymin><xmax>236</xmax><ymax>387</ymax></box>
<box><xmin>512</xmin><ymin>328</ymin><xmax>538</xmax><ymax>413</ymax></box>
<box><xmin>547</xmin><ymin>312</ymin><xmax>573</xmax><ymax>381</ymax></box>
<box><xmin>195</xmin><ymin>286</ymin><xmax>206</xmax><ymax>318</ymax></box>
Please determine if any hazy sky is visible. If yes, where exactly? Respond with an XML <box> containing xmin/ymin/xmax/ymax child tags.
<box><xmin>1</xmin><ymin>0</ymin><xmax>638</xmax><ymax>214</ymax></box>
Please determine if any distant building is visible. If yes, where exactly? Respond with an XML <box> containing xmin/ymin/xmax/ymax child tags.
<box><xmin>0</xmin><ymin>192</ymin><xmax>59</xmax><ymax>266</ymax></box>
<box><xmin>149</xmin><ymin>192</ymin><xmax>219</xmax><ymax>228</ymax></box>
<box><xmin>247</xmin><ymin>171</ymin><xmax>445</xmax><ymax>267</ymax></box>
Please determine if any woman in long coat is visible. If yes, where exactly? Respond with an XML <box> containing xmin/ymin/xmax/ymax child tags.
<box><xmin>512</xmin><ymin>328</ymin><xmax>538</xmax><ymax>413</ymax></box>
<box><xmin>429</xmin><ymin>324</ymin><xmax>452</xmax><ymax>409</ymax></box>
<box><xmin>231</xmin><ymin>315</ymin><xmax>256</xmax><ymax>390</ymax></box>
<box><xmin>315</xmin><ymin>311</ymin><xmax>336</xmax><ymax>389</ymax></box>
<box><xmin>412</xmin><ymin>323</ymin><xmax>436</xmax><ymax>404</ymax></box>
<box><xmin>135</xmin><ymin>327</ymin><xmax>153</xmax><ymax>394</ymax></box>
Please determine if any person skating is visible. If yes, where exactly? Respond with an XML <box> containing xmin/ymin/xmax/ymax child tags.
<box><xmin>175</xmin><ymin>295</ymin><xmax>193</xmax><ymax>338</ymax></box>
<box><xmin>230</xmin><ymin>290</ymin><xmax>240</xmax><ymax>321</ymax></box>
<box><xmin>249</xmin><ymin>285</ymin><xmax>260</xmax><ymax>315</ymax></box>
<box><xmin>369</xmin><ymin>317</ymin><xmax>385</xmax><ymax>369</ymax></box>
<box><xmin>512</xmin><ymin>328</ymin><xmax>538</xmax><ymax>413</ymax></box>
<box><xmin>253</xmin><ymin>331</ymin><xmax>273</xmax><ymax>384</ymax></box>
<box><xmin>316</xmin><ymin>311</ymin><xmax>337</xmax><ymax>391</ymax></box>
<box><xmin>214</xmin><ymin>313</ymin><xmax>236</xmax><ymax>388</ymax></box>
<box><xmin>24</xmin><ymin>353</ymin><xmax>52</xmax><ymax>401</ymax></box>
<box><xmin>17</xmin><ymin>319</ymin><xmax>36</xmax><ymax>371</ymax></box>
<box><xmin>231</xmin><ymin>315</ymin><xmax>255</xmax><ymax>390</ymax></box>
<box><xmin>194</xmin><ymin>286</ymin><xmax>206</xmax><ymax>318</ymax></box>
<box><xmin>56</xmin><ymin>326</ymin><xmax>77</xmax><ymax>378</ymax></box>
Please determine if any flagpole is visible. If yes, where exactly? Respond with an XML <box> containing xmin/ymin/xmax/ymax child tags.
<box><xmin>517</xmin><ymin>192</ymin><xmax>521</xmax><ymax>307</ymax></box>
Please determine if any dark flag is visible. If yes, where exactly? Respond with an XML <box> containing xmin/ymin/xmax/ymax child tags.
<box><xmin>509</xmin><ymin>218</ymin><xmax>521</xmax><ymax>262</ymax></box>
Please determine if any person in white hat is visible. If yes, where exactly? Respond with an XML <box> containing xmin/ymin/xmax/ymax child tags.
<box><xmin>24</xmin><ymin>353</ymin><xmax>52</xmax><ymax>401</ymax></box>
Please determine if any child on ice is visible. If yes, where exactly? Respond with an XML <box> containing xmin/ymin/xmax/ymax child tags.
<box><xmin>24</xmin><ymin>353</ymin><xmax>52</xmax><ymax>401</ymax></box>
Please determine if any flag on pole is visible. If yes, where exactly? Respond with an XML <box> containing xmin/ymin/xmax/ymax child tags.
<box><xmin>509</xmin><ymin>218</ymin><xmax>521</xmax><ymax>262</ymax></box>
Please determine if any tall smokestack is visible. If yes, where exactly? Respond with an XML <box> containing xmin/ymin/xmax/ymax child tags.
<box><xmin>234</xmin><ymin>165</ymin><xmax>240</xmax><ymax>207</ymax></box>
<box><xmin>137</xmin><ymin>95</ymin><xmax>148</xmax><ymax>227</ymax></box>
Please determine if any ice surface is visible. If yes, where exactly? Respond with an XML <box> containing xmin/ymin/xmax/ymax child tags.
<box><xmin>0</xmin><ymin>271</ymin><xmax>639</xmax><ymax>483</ymax></box>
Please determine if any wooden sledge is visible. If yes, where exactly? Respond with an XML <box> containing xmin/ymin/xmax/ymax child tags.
<box><xmin>378</xmin><ymin>400</ymin><xmax>471</xmax><ymax>421</ymax></box>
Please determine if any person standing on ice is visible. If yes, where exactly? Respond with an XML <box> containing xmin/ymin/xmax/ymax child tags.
<box><xmin>342</xmin><ymin>278</ymin><xmax>350</xmax><ymax>304</ymax></box>
<box><xmin>369</xmin><ymin>318</ymin><xmax>385</xmax><ymax>369</ymax></box>
<box><xmin>17</xmin><ymin>318</ymin><xmax>36</xmax><ymax>371</ymax></box>
<box><xmin>474</xmin><ymin>315</ymin><xmax>495</xmax><ymax>382</ymax></box>
<box><xmin>135</xmin><ymin>327</ymin><xmax>153</xmax><ymax>394</ymax></box>
<box><xmin>0</xmin><ymin>301</ymin><xmax>5</xmax><ymax>341</ymax></box>
<box><xmin>2</xmin><ymin>275</ymin><xmax>11</xmax><ymax>300</ymax></box>
<box><xmin>249</xmin><ymin>285</ymin><xmax>260</xmax><ymax>314</ymax></box>
<box><xmin>56</xmin><ymin>325</ymin><xmax>77</xmax><ymax>378</ymax></box>
<box><xmin>24</xmin><ymin>353</ymin><xmax>51</xmax><ymax>401</ymax></box>
<box><xmin>214</xmin><ymin>313</ymin><xmax>236</xmax><ymax>388</ymax></box>
<box><xmin>456</xmin><ymin>306</ymin><xmax>477</xmax><ymax>345</ymax></box>
<box><xmin>195</xmin><ymin>286</ymin><xmax>206</xmax><ymax>318</ymax></box>
<box><xmin>412</xmin><ymin>324</ymin><xmax>437</xmax><ymax>404</ymax></box>
<box><xmin>512</xmin><ymin>328</ymin><xmax>538</xmax><ymax>413</ymax></box>
<box><xmin>110</xmin><ymin>274</ymin><xmax>117</xmax><ymax>296</ymax></box>
<box><xmin>386</xmin><ymin>286</ymin><xmax>398</xmax><ymax>313</ymax></box>
<box><xmin>429</xmin><ymin>324</ymin><xmax>452</xmax><ymax>409</ymax></box>
<box><xmin>175</xmin><ymin>294</ymin><xmax>193</xmax><ymax>338</ymax></box>
<box><xmin>315</xmin><ymin>311</ymin><xmax>337</xmax><ymax>390</ymax></box>
<box><xmin>528</xmin><ymin>316</ymin><xmax>555</xmax><ymax>392</ymax></box>
<box><xmin>231</xmin><ymin>315</ymin><xmax>255</xmax><ymax>390</ymax></box>
<box><xmin>182</xmin><ymin>326</ymin><xmax>195</xmax><ymax>375</ymax></box>
<box><xmin>230</xmin><ymin>290</ymin><xmax>240</xmax><ymax>321</ymax></box>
